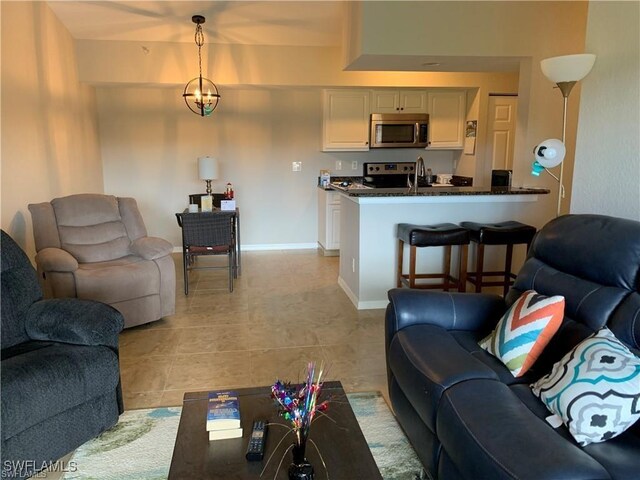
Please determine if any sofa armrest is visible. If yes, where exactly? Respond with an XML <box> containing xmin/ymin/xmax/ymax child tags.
<box><xmin>131</xmin><ymin>236</ymin><xmax>173</xmax><ymax>260</ymax></box>
<box><xmin>25</xmin><ymin>298</ymin><xmax>124</xmax><ymax>349</ymax></box>
<box><xmin>386</xmin><ymin>289</ymin><xmax>506</xmax><ymax>340</ymax></box>
<box><xmin>35</xmin><ymin>247</ymin><xmax>78</xmax><ymax>272</ymax></box>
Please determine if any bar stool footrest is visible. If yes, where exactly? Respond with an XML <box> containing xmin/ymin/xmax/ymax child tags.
<box><xmin>399</xmin><ymin>273</ymin><xmax>461</xmax><ymax>290</ymax></box>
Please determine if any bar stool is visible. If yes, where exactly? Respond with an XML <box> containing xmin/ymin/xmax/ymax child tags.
<box><xmin>460</xmin><ymin>221</ymin><xmax>537</xmax><ymax>296</ymax></box>
<box><xmin>397</xmin><ymin>223</ymin><xmax>470</xmax><ymax>291</ymax></box>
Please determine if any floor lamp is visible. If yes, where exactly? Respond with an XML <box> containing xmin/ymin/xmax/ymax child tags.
<box><xmin>540</xmin><ymin>53</ymin><xmax>596</xmax><ymax>217</ymax></box>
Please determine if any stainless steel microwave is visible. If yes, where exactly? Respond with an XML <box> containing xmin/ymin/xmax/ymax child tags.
<box><xmin>370</xmin><ymin>113</ymin><xmax>429</xmax><ymax>148</ymax></box>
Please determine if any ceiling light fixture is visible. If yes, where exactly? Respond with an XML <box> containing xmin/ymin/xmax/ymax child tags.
<box><xmin>183</xmin><ymin>15</ymin><xmax>220</xmax><ymax>117</ymax></box>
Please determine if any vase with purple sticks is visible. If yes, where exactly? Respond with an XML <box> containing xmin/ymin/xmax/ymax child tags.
<box><xmin>271</xmin><ymin>362</ymin><xmax>328</xmax><ymax>480</ymax></box>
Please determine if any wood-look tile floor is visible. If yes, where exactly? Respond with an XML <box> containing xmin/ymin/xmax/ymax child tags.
<box><xmin>120</xmin><ymin>251</ymin><xmax>388</xmax><ymax>410</ymax></box>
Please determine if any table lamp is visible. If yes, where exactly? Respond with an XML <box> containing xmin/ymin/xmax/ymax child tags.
<box><xmin>537</xmin><ymin>53</ymin><xmax>596</xmax><ymax>216</ymax></box>
<box><xmin>198</xmin><ymin>156</ymin><xmax>219</xmax><ymax>195</ymax></box>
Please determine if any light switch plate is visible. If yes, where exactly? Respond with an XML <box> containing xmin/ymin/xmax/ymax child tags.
<box><xmin>292</xmin><ymin>161</ymin><xmax>302</xmax><ymax>172</ymax></box>
<box><xmin>351</xmin><ymin>161</ymin><xmax>358</xmax><ymax>170</ymax></box>
<box><xmin>335</xmin><ymin>161</ymin><xmax>342</xmax><ymax>171</ymax></box>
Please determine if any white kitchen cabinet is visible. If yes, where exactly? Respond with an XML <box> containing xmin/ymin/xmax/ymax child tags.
<box><xmin>322</xmin><ymin>90</ymin><xmax>370</xmax><ymax>151</ymax></box>
<box><xmin>427</xmin><ymin>90</ymin><xmax>466</xmax><ymax>149</ymax></box>
<box><xmin>328</xmin><ymin>204</ymin><xmax>341</xmax><ymax>248</ymax></box>
<box><xmin>372</xmin><ymin>90</ymin><xmax>428</xmax><ymax>114</ymax></box>
<box><xmin>317</xmin><ymin>188</ymin><xmax>340</xmax><ymax>254</ymax></box>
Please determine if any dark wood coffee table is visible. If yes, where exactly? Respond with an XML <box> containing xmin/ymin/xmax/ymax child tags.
<box><xmin>168</xmin><ymin>381</ymin><xmax>383</xmax><ymax>479</ymax></box>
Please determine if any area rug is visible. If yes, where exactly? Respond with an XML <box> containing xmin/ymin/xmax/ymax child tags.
<box><xmin>64</xmin><ymin>392</ymin><xmax>422</xmax><ymax>480</ymax></box>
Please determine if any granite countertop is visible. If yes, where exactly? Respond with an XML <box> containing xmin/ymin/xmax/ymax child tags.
<box><xmin>317</xmin><ymin>176</ymin><xmax>363</xmax><ymax>191</ymax></box>
<box><xmin>328</xmin><ymin>185</ymin><xmax>550</xmax><ymax>197</ymax></box>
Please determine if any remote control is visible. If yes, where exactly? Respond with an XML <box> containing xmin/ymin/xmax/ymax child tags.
<box><xmin>245</xmin><ymin>420</ymin><xmax>268</xmax><ymax>461</ymax></box>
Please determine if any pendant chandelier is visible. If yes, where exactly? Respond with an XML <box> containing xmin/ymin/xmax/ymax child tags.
<box><xmin>183</xmin><ymin>15</ymin><xmax>220</xmax><ymax>117</ymax></box>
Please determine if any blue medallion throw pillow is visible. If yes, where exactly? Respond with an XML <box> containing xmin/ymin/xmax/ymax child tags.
<box><xmin>531</xmin><ymin>327</ymin><xmax>640</xmax><ymax>446</ymax></box>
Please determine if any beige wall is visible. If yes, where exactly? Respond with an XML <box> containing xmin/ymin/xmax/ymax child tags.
<box><xmin>1</xmin><ymin>2</ymin><xmax>103</xmax><ymax>255</ymax></box>
<box><xmin>345</xmin><ymin>1</ymin><xmax>589</xmax><ymax>225</ymax></box>
<box><xmin>81</xmin><ymin>14</ymin><xmax>518</xmax><ymax>248</ymax></box>
<box><xmin>1</xmin><ymin>0</ymin><xmax>597</xmax><ymax>256</ymax></box>
<box><xmin>571</xmin><ymin>1</ymin><xmax>640</xmax><ymax>220</ymax></box>
<box><xmin>77</xmin><ymin>38</ymin><xmax>517</xmax><ymax>90</ymax></box>
<box><xmin>98</xmin><ymin>85</ymin><xmax>517</xmax><ymax>247</ymax></box>
<box><xmin>350</xmin><ymin>1</ymin><xmax>587</xmax><ymax>58</ymax></box>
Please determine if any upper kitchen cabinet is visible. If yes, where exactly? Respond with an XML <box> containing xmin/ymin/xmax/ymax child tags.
<box><xmin>372</xmin><ymin>90</ymin><xmax>428</xmax><ymax>114</ymax></box>
<box><xmin>322</xmin><ymin>90</ymin><xmax>371</xmax><ymax>151</ymax></box>
<box><xmin>427</xmin><ymin>90</ymin><xmax>466</xmax><ymax>149</ymax></box>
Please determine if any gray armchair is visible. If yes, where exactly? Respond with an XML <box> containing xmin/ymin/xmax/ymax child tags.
<box><xmin>1</xmin><ymin>230</ymin><xmax>124</xmax><ymax>479</ymax></box>
<box><xmin>29</xmin><ymin>194</ymin><xmax>175</xmax><ymax>328</ymax></box>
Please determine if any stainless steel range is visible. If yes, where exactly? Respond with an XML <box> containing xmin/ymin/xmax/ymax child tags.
<box><xmin>362</xmin><ymin>162</ymin><xmax>416</xmax><ymax>188</ymax></box>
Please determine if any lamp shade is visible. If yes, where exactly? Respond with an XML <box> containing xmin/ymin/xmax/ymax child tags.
<box><xmin>540</xmin><ymin>54</ymin><xmax>596</xmax><ymax>83</ymax></box>
<box><xmin>533</xmin><ymin>138</ymin><xmax>566</xmax><ymax>169</ymax></box>
<box><xmin>198</xmin><ymin>156</ymin><xmax>218</xmax><ymax>180</ymax></box>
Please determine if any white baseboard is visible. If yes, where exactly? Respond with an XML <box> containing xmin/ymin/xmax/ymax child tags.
<box><xmin>242</xmin><ymin>243</ymin><xmax>318</xmax><ymax>251</ymax></box>
<box><xmin>337</xmin><ymin>276</ymin><xmax>358</xmax><ymax>307</ymax></box>
<box><xmin>338</xmin><ymin>276</ymin><xmax>388</xmax><ymax>310</ymax></box>
<box><xmin>356</xmin><ymin>299</ymin><xmax>389</xmax><ymax>310</ymax></box>
<box><xmin>172</xmin><ymin>243</ymin><xmax>318</xmax><ymax>254</ymax></box>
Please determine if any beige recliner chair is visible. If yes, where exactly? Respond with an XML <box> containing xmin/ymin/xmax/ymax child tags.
<box><xmin>29</xmin><ymin>194</ymin><xmax>175</xmax><ymax>328</ymax></box>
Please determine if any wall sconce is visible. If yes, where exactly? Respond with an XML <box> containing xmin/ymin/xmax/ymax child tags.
<box><xmin>198</xmin><ymin>156</ymin><xmax>219</xmax><ymax>194</ymax></box>
<box><xmin>536</xmin><ymin>53</ymin><xmax>596</xmax><ymax>217</ymax></box>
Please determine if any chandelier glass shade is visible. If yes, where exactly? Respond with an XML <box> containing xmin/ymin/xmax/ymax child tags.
<box><xmin>183</xmin><ymin>15</ymin><xmax>220</xmax><ymax>117</ymax></box>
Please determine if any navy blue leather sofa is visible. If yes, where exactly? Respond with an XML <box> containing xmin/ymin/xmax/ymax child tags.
<box><xmin>386</xmin><ymin>214</ymin><xmax>640</xmax><ymax>479</ymax></box>
<box><xmin>1</xmin><ymin>230</ymin><xmax>124</xmax><ymax>479</ymax></box>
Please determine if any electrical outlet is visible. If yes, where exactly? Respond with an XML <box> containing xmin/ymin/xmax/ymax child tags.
<box><xmin>352</xmin><ymin>258</ymin><xmax>356</xmax><ymax>273</ymax></box>
<box><xmin>351</xmin><ymin>161</ymin><xmax>358</xmax><ymax>170</ymax></box>
<box><xmin>335</xmin><ymin>161</ymin><xmax>342</xmax><ymax>171</ymax></box>
<box><xmin>292</xmin><ymin>161</ymin><xmax>302</xmax><ymax>172</ymax></box>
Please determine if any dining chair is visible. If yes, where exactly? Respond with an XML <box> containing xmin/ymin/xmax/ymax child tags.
<box><xmin>176</xmin><ymin>211</ymin><xmax>236</xmax><ymax>294</ymax></box>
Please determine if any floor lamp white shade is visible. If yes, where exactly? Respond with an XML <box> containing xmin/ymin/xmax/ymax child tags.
<box><xmin>539</xmin><ymin>53</ymin><xmax>596</xmax><ymax>217</ymax></box>
<box><xmin>198</xmin><ymin>156</ymin><xmax>219</xmax><ymax>180</ymax></box>
<box><xmin>540</xmin><ymin>54</ymin><xmax>596</xmax><ymax>83</ymax></box>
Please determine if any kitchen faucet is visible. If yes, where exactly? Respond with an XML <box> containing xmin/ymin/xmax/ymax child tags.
<box><xmin>408</xmin><ymin>156</ymin><xmax>426</xmax><ymax>193</ymax></box>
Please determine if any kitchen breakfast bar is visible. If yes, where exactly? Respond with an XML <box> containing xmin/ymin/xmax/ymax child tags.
<box><xmin>332</xmin><ymin>185</ymin><xmax>550</xmax><ymax>309</ymax></box>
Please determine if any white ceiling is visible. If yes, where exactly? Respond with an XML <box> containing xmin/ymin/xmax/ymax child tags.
<box><xmin>46</xmin><ymin>1</ymin><xmax>344</xmax><ymax>46</ymax></box>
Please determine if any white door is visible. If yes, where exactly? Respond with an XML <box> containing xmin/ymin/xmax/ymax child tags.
<box><xmin>486</xmin><ymin>96</ymin><xmax>518</xmax><ymax>170</ymax></box>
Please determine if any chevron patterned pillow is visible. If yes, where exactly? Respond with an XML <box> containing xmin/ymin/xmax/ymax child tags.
<box><xmin>479</xmin><ymin>290</ymin><xmax>565</xmax><ymax>377</ymax></box>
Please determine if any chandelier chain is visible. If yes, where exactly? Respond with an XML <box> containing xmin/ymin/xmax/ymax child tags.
<box><xmin>195</xmin><ymin>23</ymin><xmax>204</xmax><ymax>78</ymax></box>
<box><xmin>183</xmin><ymin>15</ymin><xmax>220</xmax><ymax>117</ymax></box>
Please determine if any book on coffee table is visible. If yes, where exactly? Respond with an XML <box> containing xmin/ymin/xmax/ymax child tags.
<box><xmin>208</xmin><ymin>427</ymin><xmax>243</xmax><ymax>441</ymax></box>
<box><xmin>206</xmin><ymin>391</ymin><xmax>241</xmax><ymax>431</ymax></box>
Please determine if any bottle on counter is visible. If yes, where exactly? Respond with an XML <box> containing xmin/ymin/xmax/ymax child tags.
<box><xmin>426</xmin><ymin>168</ymin><xmax>433</xmax><ymax>185</ymax></box>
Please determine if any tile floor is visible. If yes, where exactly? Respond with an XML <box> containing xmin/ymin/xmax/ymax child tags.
<box><xmin>120</xmin><ymin>250</ymin><xmax>389</xmax><ymax>410</ymax></box>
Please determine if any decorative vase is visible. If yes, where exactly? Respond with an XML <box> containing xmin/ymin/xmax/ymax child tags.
<box><xmin>288</xmin><ymin>442</ymin><xmax>314</xmax><ymax>480</ymax></box>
